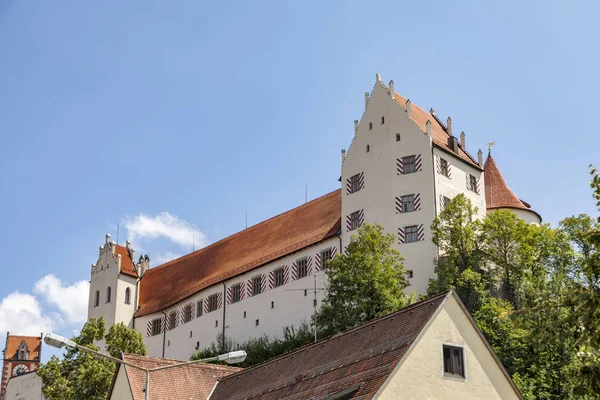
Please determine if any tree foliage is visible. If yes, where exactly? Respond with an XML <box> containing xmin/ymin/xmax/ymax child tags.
<box><xmin>315</xmin><ymin>223</ymin><xmax>413</xmax><ymax>335</ymax></box>
<box><xmin>38</xmin><ymin>318</ymin><xmax>147</xmax><ymax>400</ymax></box>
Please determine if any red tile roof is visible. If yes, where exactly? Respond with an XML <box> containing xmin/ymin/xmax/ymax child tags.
<box><xmin>3</xmin><ymin>335</ymin><xmax>41</xmax><ymax>361</ymax></box>
<box><xmin>136</xmin><ymin>190</ymin><xmax>342</xmax><ymax>316</ymax></box>
<box><xmin>116</xmin><ymin>354</ymin><xmax>241</xmax><ymax>400</ymax></box>
<box><xmin>210</xmin><ymin>292</ymin><xmax>449</xmax><ymax>400</ymax></box>
<box><xmin>483</xmin><ymin>154</ymin><xmax>541</xmax><ymax>221</ymax></box>
<box><xmin>114</xmin><ymin>244</ymin><xmax>138</xmax><ymax>278</ymax></box>
<box><xmin>390</xmin><ymin>90</ymin><xmax>481</xmax><ymax>169</ymax></box>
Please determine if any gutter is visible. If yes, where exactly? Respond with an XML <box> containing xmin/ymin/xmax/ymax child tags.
<box><xmin>160</xmin><ymin>310</ymin><xmax>167</xmax><ymax>358</ymax></box>
<box><xmin>222</xmin><ymin>282</ymin><xmax>227</xmax><ymax>353</ymax></box>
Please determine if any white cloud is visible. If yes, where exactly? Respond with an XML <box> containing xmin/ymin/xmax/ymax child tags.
<box><xmin>152</xmin><ymin>251</ymin><xmax>182</xmax><ymax>265</ymax></box>
<box><xmin>34</xmin><ymin>274</ymin><xmax>89</xmax><ymax>325</ymax></box>
<box><xmin>122</xmin><ymin>212</ymin><xmax>206</xmax><ymax>249</ymax></box>
<box><xmin>0</xmin><ymin>292</ymin><xmax>55</xmax><ymax>348</ymax></box>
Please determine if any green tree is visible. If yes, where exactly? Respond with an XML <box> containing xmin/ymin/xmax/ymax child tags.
<box><xmin>314</xmin><ymin>223</ymin><xmax>413</xmax><ymax>335</ymax></box>
<box><xmin>38</xmin><ymin>317</ymin><xmax>147</xmax><ymax>400</ymax></box>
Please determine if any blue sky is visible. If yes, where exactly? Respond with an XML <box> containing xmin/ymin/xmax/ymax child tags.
<box><xmin>0</xmin><ymin>0</ymin><xmax>598</xmax><ymax>361</ymax></box>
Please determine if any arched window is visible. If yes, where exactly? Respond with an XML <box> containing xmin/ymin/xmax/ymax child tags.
<box><xmin>94</xmin><ymin>291</ymin><xmax>100</xmax><ymax>307</ymax></box>
<box><xmin>125</xmin><ymin>288</ymin><xmax>131</xmax><ymax>305</ymax></box>
<box><xmin>106</xmin><ymin>287</ymin><xmax>112</xmax><ymax>303</ymax></box>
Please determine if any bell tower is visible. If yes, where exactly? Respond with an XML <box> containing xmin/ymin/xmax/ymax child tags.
<box><xmin>1</xmin><ymin>333</ymin><xmax>42</xmax><ymax>395</ymax></box>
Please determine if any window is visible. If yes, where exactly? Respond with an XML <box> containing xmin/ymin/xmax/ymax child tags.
<box><xmin>304</xmin><ymin>289</ymin><xmax>308</xmax><ymax>297</ymax></box>
<box><xmin>125</xmin><ymin>288</ymin><xmax>131</xmax><ymax>305</ymax></box>
<box><xmin>271</xmin><ymin>301</ymin><xmax>275</xmax><ymax>309</ymax></box>
<box><xmin>402</xmin><ymin>156</ymin><xmax>416</xmax><ymax>174</ymax></box>
<box><xmin>231</xmin><ymin>284</ymin><xmax>241</xmax><ymax>303</ymax></box>
<box><xmin>252</xmin><ymin>276</ymin><xmax>262</xmax><ymax>296</ymax></box>
<box><xmin>443</xmin><ymin>345</ymin><xmax>465</xmax><ymax>379</ymax></box>
<box><xmin>396</xmin><ymin>133</ymin><xmax>401</xmax><ymax>142</ymax></box>
<box><xmin>273</xmin><ymin>267</ymin><xmax>285</xmax><ymax>288</ymax></box>
<box><xmin>207</xmin><ymin>294</ymin><xmax>218</xmax><ymax>313</ymax></box>
<box><xmin>255</xmin><ymin>319</ymin><xmax>260</xmax><ymax>326</ymax></box>
<box><xmin>297</xmin><ymin>258</ymin><xmax>308</xmax><ymax>279</ymax></box>
<box><xmin>243</xmin><ymin>311</ymin><xmax>247</xmax><ymax>318</ymax></box>
<box><xmin>349</xmin><ymin>211</ymin><xmax>361</xmax><ymax>230</ymax></box>
<box><xmin>440</xmin><ymin>158</ymin><xmax>449</xmax><ymax>177</ymax></box>
<box><xmin>381</xmin><ymin>116</ymin><xmax>385</xmax><ymax>124</ymax></box>
<box><xmin>349</xmin><ymin>174</ymin><xmax>361</xmax><ymax>193</ymax></box>
<box><xmin>94</xmin><ymin>291</ymin><xmax>99</xmax><ymax>307</ymax></box>
<box><xmin>321</xmin><ymin>248</ymin><xmax>333</xmax><ymax>266</ymax></box>
<box><xmin>402</xmin><ymin>195</ymin><xmax>415</xmax><ymax>213</ymax></box>
<box><xmin>442</xmin><ymin>196</ymin><xmax>451</xmax><ymax>209</ymax></box>
<box><xmin>405</xmin><ymin>225</ymin><xmax>419</xmax><ymax>243</ymax></box>
<box><xmin>366</xmin><ymin>144</ymin><xmax>370</xmax><ymax>153</ymax></box>
<box><xmin>407</xmin><ymin>270</ymin><xmax>414</xmax><ymax>279</ymax></box>
<box><xmin>197</xmin><ymin>299</ymin><xmax>203</xmax><ymax>317</ymax></box>
<box><xmin>106</xmin><ymin>287</ymin><xmax>112</xmax><ymax>303</ymax></box>
<box><xmin>468</xmin><ymin>174</ymin><xmax>478</xmax><ymax>193</ymax></box>
<box><xmin>183</xmin><ymin>303</ymin><xmax>193</xmax><ymax>323</ymax></box>
<box><xmin>313</xmin><ymin>299</ymin><xmax>317</xmax><ymax>307</ymax></box>
<box><xmin>190</xmin><ymin>331</ymin><xmax>193</xmax><ymax>338</ymax></box>
<box><xmin>215</xmin><ymin>320</ymin><xmax>218</xmax><ymax>327</ymax></box>
<box><xmin>168</xmin><ymin>311</ymin><xmax>177</xmax><ymax>330</ymax></box>
<box><xmin>167</xmin><ymin>340</ymin><xmax>170</xmax><ymax>347</ymax></box>
<box><xmin>151</xmin><ymin>318</ymin><xmax>161</xmax><ymax>336</ymax></box>
<box><xmin>369</xmin><ymin>122</ymin><xmax>372</xmax><ymax>130</ymax></box>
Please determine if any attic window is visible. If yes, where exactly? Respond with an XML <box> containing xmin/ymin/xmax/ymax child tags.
<box><xmin>255</xmin><ymin>319</ymin><xmax>260</xmax><ymax>326</ymax></box>
<box><xmin>369</xmin><ymin>122</ymin><xmax>372</xmax><ymax>130</ymax></box>
<box><xmin>443</xmin><ymin>345</ymin><xmax>466</xmax><ymax>379</ymax></box>
<box><xmin>366</xmin><ymin>145</ymin><xmax>370</xmax><ymax>153</ymax></box>
<box><xmin>381</xmin><ymin>116</ymin><xmax>385</xmax><ymax>124</ymax></box>
<box><xmin>396</xmin><ymin>133</ymin><xmax>401</xmax><ymax>142</ymax></box>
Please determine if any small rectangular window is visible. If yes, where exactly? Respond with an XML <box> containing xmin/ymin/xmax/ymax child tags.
<box><xmin>168</xmin><ymin>311</ymin><xmax>177</xmax><ymax>330</ymax></box>
<box><xmin>183</xmin><ymin>303</ymin><xmax>193</xmax><ymax>323</ymax></box>
<box><xmin>403</xmin><ymin>156</ymin><xmax>416</xmax><ymax>174</ymax></box>
<box><xmin>252</xmin><ymin>276</ymin><xmax>262</xmax><ymax>296</ymax></box>
<box><xmin>440</xmin><ymin>158</ymin><xmax>449</xmax><ymax>177</ymax></box>
<box><xmin>402</xmin><ymin>195</ymin><xmax>415</xmax><ymax>213</ymax></box>
<box><xmin>231</xmin><ymin>284</ymin><xmax>241</xmax><ymax>303</ymax></box>
<box><xmin>215</xmin><ymin>320</ymin><xmax>218</xmax><ymax>327</ymax></box>
<box><xmin>350</xmin><ymin>211</ymin><xmax>361</xmax><ymax>230</ymax></box>
<box><xmin>243</xmin><ymin>311</ymin><xmax>246</xmax><ymax>318</ymax></box>
<box><xmin>151</xmin><ymin>318</ymin><xmax>161</xmax><ymax>336</ymax></box>
<box><xmin>297</xmin><ymin>258</ymin><xmax>308</xmax><ymax>279</ymax></box>
<box><xmin>407</xmin><ymin>270</ymin><xmax>414</xmax><ymax>279</ymax></box>
<box><xmin>273</xmin><ymin>267</ymin><xmax>285</xmax><ymax>288</ymax></box>
<box><xmin>349</xmin><ymin>174</ymin><xmax>361</xmax><ymax>193</ymax></box>
<box><xmin>255</xmin><ymin>319</ymin><xmax>259</xmax><ymax>326</ymax></box>
<box><xmin>271</xmin><ymin>301</ymin><xmax>274</xmax><ymax>309</ymax></box>
<box><xmin>468</xmin><ymin>174</ymin><xmax>478</xmax><ymax>193</ymax></box>
<box><xmin>443</xmin><ymin>345</ymin><xmax>465</xmax><ymax>378</ymax></box>
<box><xmin>196</xmin><ymin>299</ymin><xmax>203</xmax><ymax>317</ymax></box>
<box><xmin>207</xmin><ymin>294</ymin><xmax>218</xmax><ymax>313</ymax></box>
<box><xmin>405</xmin><ymin>225</ymin><xmax>419</xmax><ymax>243</ymax></box>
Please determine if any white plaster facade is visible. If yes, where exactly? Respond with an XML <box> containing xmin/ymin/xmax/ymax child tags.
<box><xmin>3</xmin><ymin>372</ymin><xmax>45</xmax><ymax>400</ymax></box>
<box><xmin>86</xmin><ymin>74</ymin><xmax>538</xmax><ymax>363</ymax></box>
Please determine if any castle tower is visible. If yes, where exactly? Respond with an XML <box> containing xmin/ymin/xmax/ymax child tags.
<box><xmin>88</xmin><ymin>234</ymin><xmax>149</xmax><ymax>342</ymax></box>
<box><xmin>341</xmin><ymin>74</ymin><xmax>487</xmax><ymax>294</ymax></box>
<box><xmin>1</xmin><ymin>333</ymin><xmax>42</xmax><ymax>395</ymax></box>
<box><xmin>483</xmin><ymin>152</ymin><xmax>542</xmax><ymax>224</ymax></box>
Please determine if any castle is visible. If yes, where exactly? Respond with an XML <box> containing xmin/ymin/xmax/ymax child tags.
<box><xmin>87</xmin><ymin>74</ymin><xmax>541</xmax><ymax>361</ymax></box>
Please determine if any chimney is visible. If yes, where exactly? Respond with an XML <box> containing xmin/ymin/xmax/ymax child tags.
<box><xmin>389</xmin><ymin>80</ymin><xmax>394</xmax><ymax>96</ymax></box>
<box><xmin>354</xmin><ymin>120</ymin><xmax>358</xmax><ymax>133</ymax></box>
<box><xmin>460</xmin><ymin>131</ymin><xmax>466</xmax><ymax>149</ymax></box>
<box><xmin>125</xmin><ymin>240</ymin><xmax>131</xmax><ymax>250</ymax></box>
<box><xmin>406</xmin><ymin>99</ymin><xmax>412</xmax><ymax>119</ymax></box>
<box><xmin>426</xmin><ymin>120</ymin><xmax>432</xmax><ymax>136</ymax></box>
<box><xmin>364</xmin><ymin>92</ymin><xmax>369</xmax><ymax>109</ymax></box>
<box><xmin>117</xmin><ymin>254</ymin><xmax>122</xmax><ymax>272</ymax></box>
<box><xmin>136</xmin><ymin>255</ymin><xmax>150</xmax><ymax>278</ymax></box>
<box><xmin>448</xmin><ymin>136</ymin><xmax>459</xmax><ymax>153</ymax></box>
<box><xmin>446</xmin><ymin>117</ymin><xmax>452</xmax><ymax>135</ymax></box>
<box><xmin>478</xmin><ymin>149</ymin><xmax>483</xmax><ymax>166</ymax></box>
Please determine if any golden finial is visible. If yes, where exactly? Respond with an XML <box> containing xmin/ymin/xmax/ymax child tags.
<box><xmin>487</xmin><ymin>142</ymin><xmax>495</xmax><ymax>151</ymax></box>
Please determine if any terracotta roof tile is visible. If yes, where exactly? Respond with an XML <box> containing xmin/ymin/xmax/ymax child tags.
<box><xmin>3</xmin><ymin>335</ymin><xmax>41</xmax><ymax>361</ymax></box>
<box><xmin>137</xmin><ymin>190</ymin><xmax>342</xmax><ymax>316</ymax></box>
<box><xmin>391</xmin><ymin>91</ymin><xmax>481</xmax><ymax>169</ymax></box>
<box><xmin>119</xmin><ymin>353</ymin><xmax>241</xmax><ymax>400</ymax></box>
<box><xmin>210</xmin><ymin>292</ymin><xmax>449</xmax><ymax>400</ymax></box>
<box><xmin>483</xmin><ymin>154</ymin><xmax>541</xmax><ymax>221</ymax></box>
<box><xmin>114</xmin><ymin>244</ymin><xmax>137</xmax><ymax>278</ymax></box>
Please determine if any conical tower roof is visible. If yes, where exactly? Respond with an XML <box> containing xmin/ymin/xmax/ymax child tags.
<box><xmin>484</xmin><ymin>153</ymin><xmax>541</xmax><ymax>221</ymax></box>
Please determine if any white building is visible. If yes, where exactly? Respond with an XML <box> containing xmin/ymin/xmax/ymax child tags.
<box><xmin>87</xmin><ymin>74</ymin><xmax>541</xmax><ymax>360</ymax></box>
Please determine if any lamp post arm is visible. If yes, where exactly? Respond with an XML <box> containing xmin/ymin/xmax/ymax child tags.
<box><xmin>71</xmin><ymin>343</ymin><xmax>150</xmax><ymax>373</ymax></box>
<box><xmin>148</xmin><ymin>356</ymin><xmax>220</xmax><ymax>372</ymax></box>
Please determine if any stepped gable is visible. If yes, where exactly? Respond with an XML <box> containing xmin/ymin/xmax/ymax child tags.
<box><xmin>483</xmin><ymin>153</ymin><xmax>541</xmax><ymax>220</ymax></box>
<box><xmin>4</xmin><ymin>336</ymin><xmax>41</xmax><ymax>361</ymax></box>
<box><xmin>136</xmin><ymin>189</ymin><xmax>342</xmax><ymax>316</ymax></box>
<box><xmin>391</xmin><ymin>90</ymin><xmax>480</xmax><ymax>169</ymax></box>
<box><xmin>115</xmin><ymin>353</ymin><xmax>241</xmax><ymax>400</ymax></box>
<box><xmin>114</xmin><ymin>244</ymin><xmax>137</xmax><ymax>277</ymax></box>
<box><xmin>210</xmin><ymin>292</ymin><xmax>449</xmax><ymax>400</ymax></box>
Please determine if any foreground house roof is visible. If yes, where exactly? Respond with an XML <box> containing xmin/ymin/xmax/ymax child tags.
<box><xmin>483</xmin><ymin>154</ymin><xmax>541</xmax><ymax>221</ymax></box>
<box><xmin>110</xmin><ymin>353</ymin><xmax>241</xmax><ymax>400</ymax></box>
<box><xmin>3</xmin><ymin>335</ymin><xmax>41</xmax><ymax>361</ymax></box>
<box><xmin>137</xmin><ymin>190</ymin><xmax>341</xmax><ymax>316</ymax></box>
<box><xmin>210</xmin><ymin>293</ymin><xmax>449</xmax><ymax>400</ymax></box>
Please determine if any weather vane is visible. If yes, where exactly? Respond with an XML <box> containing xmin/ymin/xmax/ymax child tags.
<box><xmin>487</xmin><ymin>142</ymin><xmax>496</xmax><ymax>151</ymax></box>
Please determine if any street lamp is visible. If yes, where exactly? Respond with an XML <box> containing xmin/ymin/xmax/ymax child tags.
<box><xmin>43</xmin><ymin>332</ymin><xmax>246</xmax><ymax>400</ymax></box>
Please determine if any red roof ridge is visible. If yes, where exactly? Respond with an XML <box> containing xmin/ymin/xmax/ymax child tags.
<box><xmin>217</xmin><ymin>291</ymin><xmax>450</xmax><ymax>383</ymax></box>
<box><xmin>483</xmin><ymin>153</ymin><xmax>541</xmax><ymax>221</ymax></box>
